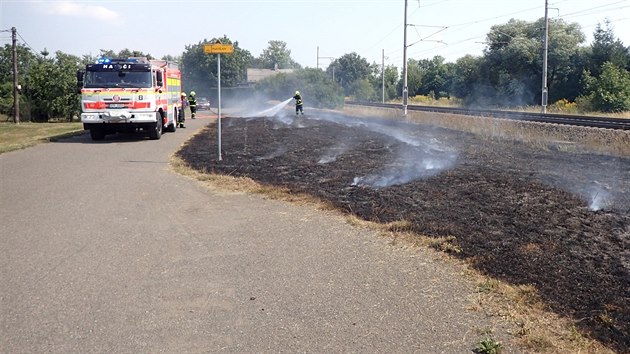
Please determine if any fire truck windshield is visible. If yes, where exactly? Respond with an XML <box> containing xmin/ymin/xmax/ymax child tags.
<box><xmin>84</xmin><ymin>70</ymin><xmax>152</xmax><ymax>89</ymax></box>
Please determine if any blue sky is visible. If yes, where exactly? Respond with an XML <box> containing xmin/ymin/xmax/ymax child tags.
<box><xmin>2</xmin><ymin>0</ymin><xmax>628</xmax><ymax>69</ymax></box>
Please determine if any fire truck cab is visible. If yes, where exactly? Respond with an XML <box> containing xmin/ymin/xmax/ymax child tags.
<box><xmin>78</xmin><ymin>57</ymin><xmax>182</xmax><ymax>140</ymax></box>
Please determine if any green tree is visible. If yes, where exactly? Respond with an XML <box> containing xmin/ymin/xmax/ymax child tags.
<box><xmin>590</xmin><ymin>20</ymin><xmax>629</xmax><ymax>76</ymax></box>
<box><xmin>257</xmin><ymin>40</ymin><xmax>301</xmax><ymax>69</ymax></box>
<box><xmin>327</xmin><ymin>52</ymin><xmax>371</xmax><ymax>96</ymax></box>
<box><xmin>97</xmin><ymin>49</ymin><xmax>154</xmax><ymax>60</ymax></box>
<box><xmin>181</xmin><ymin>36</ymin><xmax>253</xmax><ymax>96</ymax></box>
<box><xmin>0</xmin><ymin>82</ymin><xmax>13</xmax><ymax>117</ymax></box>
<box><xmin>416</xmin><ymin>56</ymin><xmax>452</xmax><ymax>98</ymax></box>
<box><xmin>0</xmin><ymin>44</ymin><xmax>37</xmax><ymax>118</ymax></box>
<box><xmin>450</xmin><ymin>55</ymin><xmax>482</xmax><ymax>100</ymax></box>
<box><xmin>161</xmin><ymin>54</ymin><xmax>181</xmax><ymax>63</ymax></box>
<box><xmin>26</xmin><ymin>51</ymin><xmax>82</xmax><ymax>121</ymax></box>
<box><xmin>352</xmin><ymin>78</ymin><xmax>376</xmax><ymax>101</ymax></box>
<box><xmin>383</xmin><ymin>64</ymin><xmax>399</xmax><ymax>101</ymax></box>
<box><xmin>582</xmin><ymin>62</ymin><xmax>630</xmax><ymax>112</ymax></box>
<box><xmin>0</xmin><ymin>44</ymin><xmax>37</xmax><ymax>83</ymax></box>
<box><xmin>398</xmin><ymin>58</ymin><xmax>423</xmax><ymax>98</ymax></box>
<box><xmin>545</xmin><ymin>19</ymin><xmax>585</xmax><ymax>102</ymax></box>
<box><xmin>370</xmin><ymin>63</ymin><xmax>398</xmax><ymax>102</ymax></box>
<box><xmin>561</xmin><ymin>46</ymin><xmax>591</xmax><ymax>102</ymax></box>
<box><xmin>483</xmin><ymin>19</ymin><xmax>542</xmax><ymax>105</ymax></box>
<box><xmin>479</xmin><ymin>17</ymin><xmax>585</xmax><ymax>106</ymax></box>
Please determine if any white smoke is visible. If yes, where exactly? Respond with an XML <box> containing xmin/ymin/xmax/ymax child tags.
<box><xmin>273</xmin><ymin>114</ymin><xmax>294</xmax><ymax>126</ymax></box>
<box><xmin>242</xmin><ymin>98</ymin><xmax>293</xmax><ymax>118</ymax></box>
<box><xmin>586</xmin><ymin>182</ymin><xmax>613</xmax><ymax>211</ymax></box>
<box><xmin>256</xmin><ymin>146</ymin><xmax>288</xmax><ymax>161</ymax></box>
<box><xmin>296</xmin><ymin>112</ymin><xmax>458</xmax><ymax>188</ymax></box>
<box><xmin>318</xmin><ymin>141</ymin><xmax>356</xmax><ymax>164</ymax></box>
<box><xmin>544</xmin><ymin>163</ymin><xmax>626</xmax><ymax>212</ymax></box>
<box><xmin>352</xmin><ymin>145</ymin><xmax>457</xmax><ymax>188</ymax></box>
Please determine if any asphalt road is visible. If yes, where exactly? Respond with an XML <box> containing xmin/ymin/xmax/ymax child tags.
<box><xmin>1</xmin><ymin>116</ymin><xmax>518</xmax><ymax>353</ymax></box>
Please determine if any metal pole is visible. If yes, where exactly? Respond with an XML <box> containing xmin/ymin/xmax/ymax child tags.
<box><xmin>217</xmin><ymin>54</ymin><xmax>222</xmax><ymax>161</ymax></box>
<box><xmin>317</xmin><ymin>46</ymin><xmax>319</xmax><ymax>70</ymax></box>
<box><xmin>402</xmin><ymin>0</ymin><xmax>409</xmax><ymax>115</ymax></box>
<box><xmin>541</xmin><ymin>0</ymin><xmax>549</xmax><ymax>114</ymax></box>
<box><xmin>11</xmin><ymin>27</ymin><xmax>20</xmax><ymax>124</ymax></box>
<box><xmin>382</xmin><ymin>49</ymin><xmax>385</xmax><ymax>103</ymax></box>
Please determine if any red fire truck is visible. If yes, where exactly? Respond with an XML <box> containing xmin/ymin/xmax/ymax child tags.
<box><xmin>78</xmin><ymin>57</ymin><xmax>182</xmax><ymax>140</ymax></box>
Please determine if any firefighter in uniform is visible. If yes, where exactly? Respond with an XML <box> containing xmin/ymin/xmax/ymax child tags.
<box><xmin>179</xmin><ymin>92</ymin><xmax>187</xmax><ymax>128</ymax></box>
<box><xmin>188</xmin><ymin>91</ymin><xmax>197</xmax><ymax>119</ymax></box>
<box><xmin>293</xmin><ymin>90</ymin><xmax>304</xmax><ymax>116</ymax></box>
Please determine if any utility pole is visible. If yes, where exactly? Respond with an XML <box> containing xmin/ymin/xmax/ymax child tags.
<box><xmin>317</xmin><ymin>47</ymin><xmax>335</xmax><ymax>82</ymax></box>
<box><xmin>12</xmin><ymin>27</ymin><xmax>20</xmax><ymax>124</ymax></box>
<box><xmin>382</xmin><ymin>49</ymin><xmax>385</xmax><ymax>103</ymax></box>
<box><xmin>541</xmin><ymin>0</ymin><xmax>549</xmax><ymax>114</ymax></box>
<box><xmin>402</xmin><ymin>0</ymin><xmax>409</xmax><ymax>115</ymax></box>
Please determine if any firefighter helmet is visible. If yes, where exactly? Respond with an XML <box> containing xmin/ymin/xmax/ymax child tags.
<box><xmin>181</xmin><ymin>92</ymin><xmax>187</xmax><ymax>97</ymax></box>
<box><xmin>295</xmin><ymin>91</ymin><xmax>300</xmax><ymax>95</ymax></box>
<box><xmin>190</xmin><ymin>91</ymin><xmax>196</xmax><ymax>96</ymax></box>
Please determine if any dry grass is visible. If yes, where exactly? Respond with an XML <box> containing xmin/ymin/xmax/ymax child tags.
<box><xmin>344</xmin><ymin>105</ymin><xmax>630</xmax><ymax>157</ymax></box>
<box><xmin>504</xmin><ymin>105</ymin><xmax>630</xmax><ymax>118</ymax></box>
<box><xmin>467</xmin><ymin>273</ymin><xmax>615</xmax><ymax>354</ymax></box>
<box><xmin>0</xmin><ymin>122</ymin><xmax>84</xmax><ymax>154</ymax></box>
<box><xmin>385</xmin><ymin>99</ymin><xmax>630</xmax><ymax>119</ymax></box>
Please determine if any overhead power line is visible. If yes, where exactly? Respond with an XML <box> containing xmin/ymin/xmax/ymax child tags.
<box><xmin>419</xmin><ymin>0</ymin><xmax>450</xmax><ymax>8</ymax></box>
<box><xmin>445</xmin><ymin>5</ymin><xmax>541</xmax><ymax>30</ymax></box>
<box><xmin>16</xmin><ymin>31</ymin><xmax>39</xmax><ymax>54</ymax></box>
<box><xmin>407</xmin><ymin>25</ymin><xmax>448</xmax><ymax>47</ymax></box>
<box><xmin>559</xmin><ymin>0</ymin><xmax>628</xmax><ymax>18</ymax></box>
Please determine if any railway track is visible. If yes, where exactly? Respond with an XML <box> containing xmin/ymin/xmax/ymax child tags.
<box><xmin>347</xmin><ymin>101</ymin><xmax>630</xmax><ymax>130</ymax></box>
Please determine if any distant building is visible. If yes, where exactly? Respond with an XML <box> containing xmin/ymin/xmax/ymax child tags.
<box><xmin>246</xmin><ymin>68</ymin><xmax>295</xmax><ymax>85</ymax></box>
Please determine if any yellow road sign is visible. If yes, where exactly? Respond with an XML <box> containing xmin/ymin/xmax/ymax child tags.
<box><xmin>204</xmin><ymin>44</ymin><xmax>234</xmax><ymax>54</ymax></box>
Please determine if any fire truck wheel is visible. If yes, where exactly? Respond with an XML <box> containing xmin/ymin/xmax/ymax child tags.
<box><xmin>149</xmin><ymin>112</ymin><xmax>163</xmax><ymax>140</ymax></box>
<box><xmin>89</xmin><ymin>126</ymin><xmax>105</xmax><ymax>141</ymax></box>
<box><xmin>166</xmin><ymin>109</ymin><xmax>177</xmax><ymax>133</ymax></box>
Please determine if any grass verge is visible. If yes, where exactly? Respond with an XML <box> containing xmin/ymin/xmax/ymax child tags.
<box><xmin>0</xmin><ymin>122</ymin><xmax>84</xmax><ymax>154</ymax></box>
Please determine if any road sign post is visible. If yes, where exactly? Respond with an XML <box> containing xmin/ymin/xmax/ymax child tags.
<box><xmin>217</xmin><ymin>54</ymin><xmax>222</xmax><ymax>161</ymax></box>
<box><xmin>203</xmin><ymin>42</ymin><xmax>234</xmax><ymax>161</ymax></box>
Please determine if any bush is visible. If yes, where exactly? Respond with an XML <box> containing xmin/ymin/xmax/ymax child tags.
<box><xmin>583</xmin><ymin>62</ymin><xmax>630</xmax><ymax>113</ymax></box>
<box><xmin>474</xmin><ymin>338</ymin><xmax>502</xmax><ymax>354</ymax></box>
<box><xmin>548</xmin><ymin>99</ymin><xmax>579</xmax><ymax>114</ymax></box>
<box><xmin>0</xmin><ymin>82</ymin><xmax>13</xmax><ymax>115</ymax></box>
<box><xmin>351</xmin><ymin>79</ymin><xmax>376</xmax><ymax>102</ymax></box>
<box><xmin>575</xmin><ymin>95</ymin><xmax>594</xmax><ymax>113</ymax></box>
<box><xmin>407</xmin><ymin>95</ymin><xmax>462</xmax><ymax>107</ymax></box>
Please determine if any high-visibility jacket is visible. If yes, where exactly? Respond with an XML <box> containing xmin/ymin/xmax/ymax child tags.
<box><xmin>294</xmin><ymin>94</ymin><xmax>303</xmax><ymax>106</ymax></box>
<box><xmin>188</xmin><ymin>96</ymin><xmax>197</xmax><ymax>107</ymax></box>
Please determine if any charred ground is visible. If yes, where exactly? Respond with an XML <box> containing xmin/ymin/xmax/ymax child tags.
<box><xmin>176</xmin><ymin>112</ymin><xmax>630</xmax><ymax>352</ymax></box>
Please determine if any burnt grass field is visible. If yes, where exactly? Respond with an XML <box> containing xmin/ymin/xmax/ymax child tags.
<box><xmin>176</xmin><ymin>111</ymin><xmax>630</xmax><ymax>352</ymax></box>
